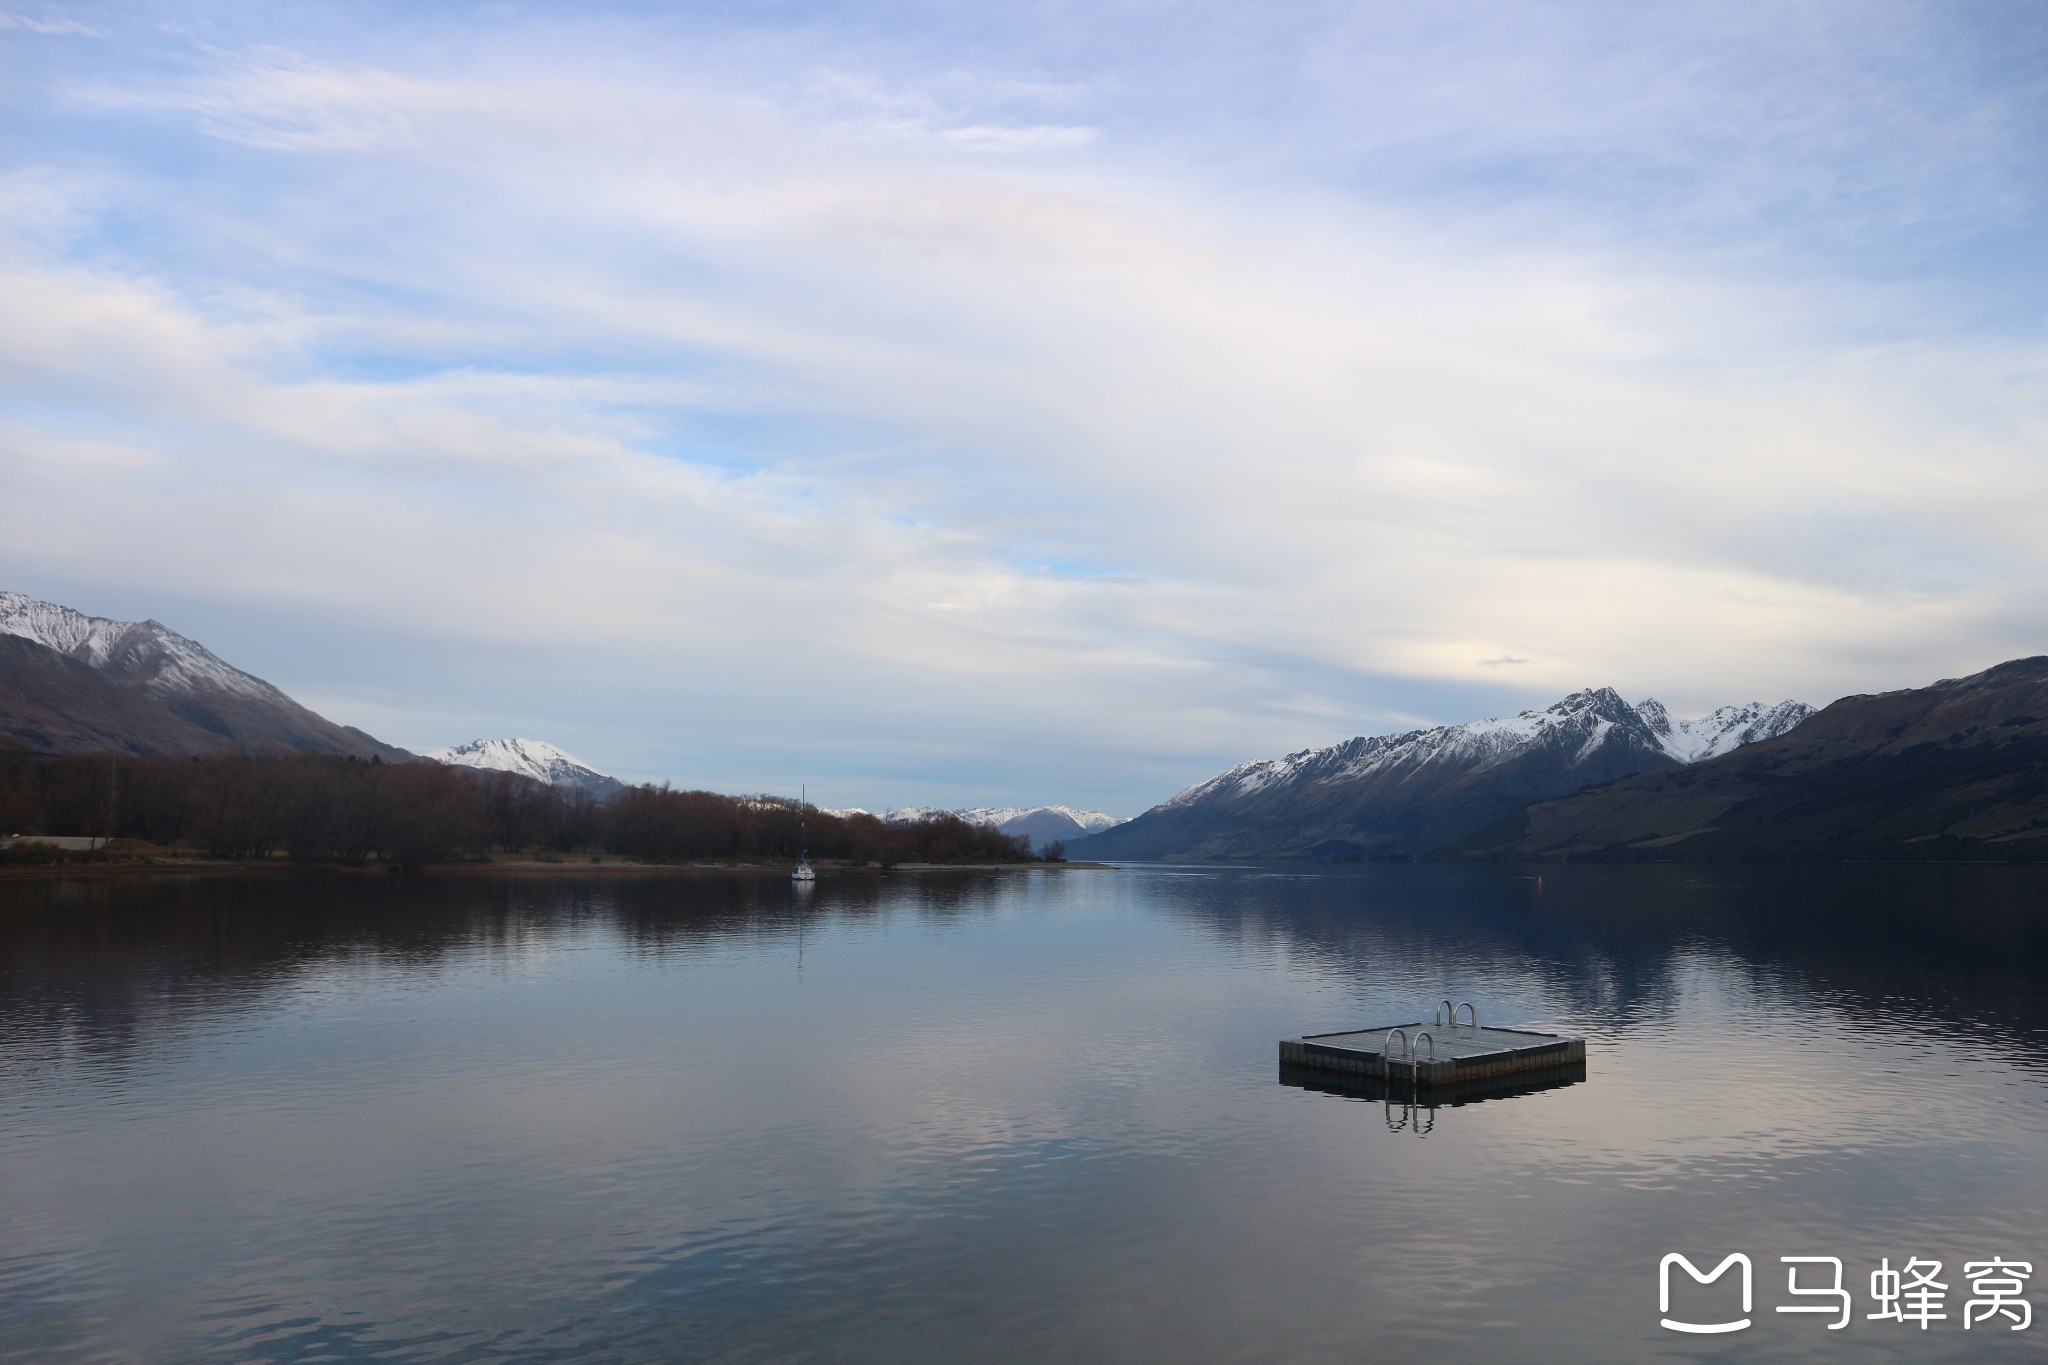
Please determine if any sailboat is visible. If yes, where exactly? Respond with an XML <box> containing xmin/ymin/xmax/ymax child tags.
<box><xmin>792</xmin><ymin>785</ymin><xmax>817</xmax><ymax>881</ymax></box>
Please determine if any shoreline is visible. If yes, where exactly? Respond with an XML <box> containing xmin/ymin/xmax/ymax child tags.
<box><xmin>0</xmin><ymin>856</ymin><xmax>1116</xmax><ymax>881</ymax></box>
<box><xmin>420</xmin><ymin>859</ymin><xmax>1114</xmax><ymax>876</ymax></box>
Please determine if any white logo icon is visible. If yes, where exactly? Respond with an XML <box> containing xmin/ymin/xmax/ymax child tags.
<box><xmin>1660</xmin><ymin>1253</ymin><xmax>1752</xmax><ymax>1334</ymax></box>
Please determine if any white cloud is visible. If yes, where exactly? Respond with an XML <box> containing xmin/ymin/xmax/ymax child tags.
<box><xmin>3</xmin><ymin>3</ymin><xmax>2046</xmax><ymax>809</ymax></box>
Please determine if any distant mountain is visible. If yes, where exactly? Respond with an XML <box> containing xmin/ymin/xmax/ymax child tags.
<box><xmin>426</xmin><ymin>737</ymin><xmax>627</xmax><ymax>798</ymax></box>
<box><xmin>1448</xmin><ymin>657</ymin><xmax>2048</xmax><ymax>862</ymax></box>
<box><xmin>0</xmin><ymin>592</ymin><xmax>410</xmax><ymax>760</ymax></box>
<box><xmin>1071</xmin><ymin>689</ymin><xmax>1812</xmax><ymax>862</ymax></box>
<box><xmin>880</xmin><ymin>805</ymin><xmax>1124</xmax><ymax>852</ymax></box>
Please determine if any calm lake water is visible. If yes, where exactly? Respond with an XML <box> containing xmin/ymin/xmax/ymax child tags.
<box><xmin>3</xmin><ymin>863</ymin><xmax>2048</xmax><ymax>1363</ymax></box>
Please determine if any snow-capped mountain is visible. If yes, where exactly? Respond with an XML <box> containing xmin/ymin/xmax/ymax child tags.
<box><xmin>885</xmin><ymin>805</ymin><xmax>1120</xmax><ymax>831</ymax></box>
<box><xmin>1074</xmin><ymin>688</ymin><xmax>1811</xmax><ymax>862</ymax></box>
<box><xmin>0</xmin><ymin>591</ymin><xmax>410</xmax><ymax>759</ymax></box>
<box><xmin>880</xmin><ymin>804</ymin><xmax>1124</xmax><ymax>852</ymax></box>
<box><xmin>1635</xmin><ymin>698</ymin><xmax>1815</xmax><ymax>762</ymax></box>
<box><xmin>426</xmin><ymin>737</ymin><xmax>627</xmax><ymax>798</ymax></box>
<box><xmin>1459</xmin><ymin>657</ymin><xmax>2048</xmax><ymax>861</ymax></box>
<box><xmin>2</xmin><ymin>591</ymin><xmax>287</xmax><ymax>704</ymax></box>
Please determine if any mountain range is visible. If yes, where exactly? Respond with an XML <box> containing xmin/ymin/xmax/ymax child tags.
<box><xmin>1448</xmin><ymin>656</ymin><xmax>2048</xmax><ymax>861</ymax></box>
<box><xmin>0</xmin><ymin>594</ymin><xmax>1110</xmax><ymax>828</ymax></box>
<box><xmin>10</xmin><ymin>590</ymin><xmax>2043</xmax><ymax>864</ymax></box>
<box><xmin>1071</xmin><ymin>690</ymin><xmax>1812</xmax><ymax>862</ymax></box>
<box><xmin>426</xmin><ymin>737</ymin><xmax>627</xmax><ymax>798</ymax></box>
<box><xmin>0</xmin><ymin>592</ymin><xmax>410</xmax><ymax>760</ymax></box>
<box><xmin>876</xmin><ymin>805</ymin><xmax>1123</xmax><ymax>853</ymax></box>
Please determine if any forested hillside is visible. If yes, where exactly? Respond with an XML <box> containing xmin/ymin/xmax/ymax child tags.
<box><xmin>0</xmin><ymin>750</ymin><xmax>1032</xmax><ymax>867</ymax></box>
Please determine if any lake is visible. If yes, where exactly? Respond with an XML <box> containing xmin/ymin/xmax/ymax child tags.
<box><xmin>3</xmin><ymin>862</ymin><xmax>2047</xmax><ymax>1362</ymax></box>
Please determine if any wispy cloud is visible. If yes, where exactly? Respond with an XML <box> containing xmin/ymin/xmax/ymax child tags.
<box><xmin>801</xmin><ymin>66</ymin><xmax>1100</xmax><ymax>155</ymax></box>
<box><xmin>0</xmin><ymin>10</ymin><xmax>103</xmax><ymax>37</ymax></box>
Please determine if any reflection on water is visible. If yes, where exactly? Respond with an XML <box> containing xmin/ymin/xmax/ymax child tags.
<box><xmin>1278</xmin><ymin>1060</ymin><xmax>1590</xmax><ymax>1119</ymax></box>
<box><xmin>3</xmin><ymin>862</ymin><xmax>2048</xmax><ymax>1362</ymax></box>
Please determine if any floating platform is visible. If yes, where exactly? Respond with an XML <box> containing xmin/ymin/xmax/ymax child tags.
<box><xmin>1279</xmin><ymin>1059</ymin><xmax>1586</xmax><ymax>1108</ymax></box>
<box><xmin>1279</xmin><ymin>1008</ymin><xmax>1585</xmax><ymax>1087</ymax></box>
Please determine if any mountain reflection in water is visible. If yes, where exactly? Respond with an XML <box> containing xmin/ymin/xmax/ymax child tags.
<box><xmin>3</xmin><ymin>862</ymin><xmax>2046</xmax><ymax>1363</ymax></box>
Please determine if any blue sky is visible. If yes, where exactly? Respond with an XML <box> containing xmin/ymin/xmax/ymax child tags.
<box><xmin>3</xmin><ymin>0</ymin><xmax>2046</xmax><ymax>814</ymax></box>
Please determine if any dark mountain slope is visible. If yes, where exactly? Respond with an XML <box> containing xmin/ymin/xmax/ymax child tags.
<box><xmin>0</xmin><ymin>635</ymin><xmax>234</xmax><ymax>756</ymax></box>
<box><xmin>0</xmin><ymin>593</ymin><xmax>412</xmax><ymax>761</ymax></box>
<box><xmin>1448</xmin><ymin>656</ymin><xmax>2048</xmax><ymax>861</ymax></box>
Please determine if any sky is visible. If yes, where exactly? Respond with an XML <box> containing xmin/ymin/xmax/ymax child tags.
<box><xmin>2</xmin><ymin>0</ymin><xmax>2046</xmax><ymax>815</ymax></box>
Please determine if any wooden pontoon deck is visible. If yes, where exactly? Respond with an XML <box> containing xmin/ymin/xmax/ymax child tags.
<box><xmin>1279</xmin><ymin>1015</ymin><xmax>1584</xmax><ymax>1087</ymax></box>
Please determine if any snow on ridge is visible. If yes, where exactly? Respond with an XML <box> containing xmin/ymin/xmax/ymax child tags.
<box><xmin>960</xmin><ymin>804</ymin><xmax>1123</xmax><ymax>832</ymax></box>
<box><xmin>1162</xmin><ymin>688</ymin><xmax>1814</xmax><ymax>811</ymax></box>
<box><xmin>0</xmin><ymin>591</ymin><xmax>110</xmax><ymax>660</ymax></box>
<box><xmin>880</xmin><ymin>804</ymin><xmax>1123</xmax><ymax>831</ymax></box>
<box><xmin>1166</xmin><ymin>687</ymin><xmax>1635</xmax><ymax>806</ymax></box>
<box><xmin>1634</xmin><ymin>698</ymin><xmax>1816</xmax><ymax>763</ymax></box>
<box><xmin>427</xmin><ymin>737</ymin><xmax>621</xmax><ymax>791</ymax></box>
<box><xmin>0</xmin><ymin>590</ymin><xmax>284</xmax><ymax>702</ymax></box>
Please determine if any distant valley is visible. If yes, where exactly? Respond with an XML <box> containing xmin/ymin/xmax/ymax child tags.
<box><xmin>871</xmin><ymin>805</ymin><xmax>1123</xmax><ymax>853</ymax></box>
<box><xmin>0</xmin><ymin>594</ymin><xmax>1114</xmax><ymax>838</ymax></box>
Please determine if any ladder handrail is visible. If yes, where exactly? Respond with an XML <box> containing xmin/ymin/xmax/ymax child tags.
<box><xmin>1434</xmin><ymin>999</ymin><xmax>1479</xmax><ymax>1030</ymax></box>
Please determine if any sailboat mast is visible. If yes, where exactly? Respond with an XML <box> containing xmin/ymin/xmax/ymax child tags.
<box><xmin>791</xmin><ymin>785</ymin><xmax>817</xmax><ymax>880</ymax></box>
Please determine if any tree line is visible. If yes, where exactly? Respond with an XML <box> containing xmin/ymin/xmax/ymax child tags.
<box><xmin>0</xmin><ymin>751</ymin><xmax>1037</xmax><ymax>866</ymax></box>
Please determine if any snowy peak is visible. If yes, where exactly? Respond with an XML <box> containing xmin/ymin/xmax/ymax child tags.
<box><xmin>1086</xmin><ymin>685</ymin><xmax>1817</xmax><ymax>862</ymax></box>
<box><xmin>1163</xmin><ymin>686</ymin><xmax>1645</xmax><ymax>811</ymax></box>
<box><xmin>1635</xmin><ymin>698</ymin><xmax>1816</xmax><ymax>763</ymax></box>
<box><xmin>884</xmin><ymin>804</ymin><xmax>1121</xmax><ymax>830</ymax></box>
<box><xmin>1161</xmin><ymin>689</ymin><xmax>1809</xmax><ymax>811</ymax></box>
<box><xmin>0</xmin><ymin>591</ymin><xmax>286</xmax><ymax>703</ymax></box>
<box><xmin>426</xmin><ymin>737</ymin><xmax>626</xmax><ymax>796</ymax></box>
<box><xmin>881</xmin><ymin>804</ymin><xmax>1124</xmax><ymax>852</ymax></box>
